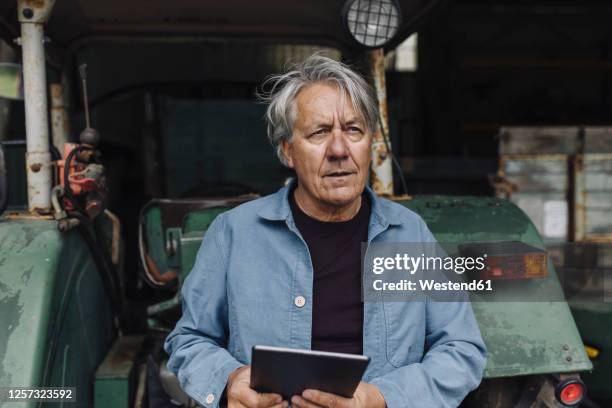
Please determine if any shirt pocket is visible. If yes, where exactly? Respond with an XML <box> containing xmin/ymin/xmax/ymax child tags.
<box><xmin>382</xmin><ymin>301</ymin><xmax>426</xmax><ymax>368</ymax></box>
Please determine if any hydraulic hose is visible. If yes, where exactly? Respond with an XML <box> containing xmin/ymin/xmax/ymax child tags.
<box><xmin>93</xmin><ymin>215</ymin><xmax>124</xmax><ymax>298</ymax></box>
<box><xmin>60</xmin><ymin>148</ymin><xmax>127</xmax><ymax>330</ymax></box>
<box><xmin>76</xmin><ymin>221</ymin><xmax>120</xmax><ymax>302</ymax></box>
<box><xmin>75</xmin><ymin>213</ymin><xmax>125</xmax><ymax>315</ymax></box>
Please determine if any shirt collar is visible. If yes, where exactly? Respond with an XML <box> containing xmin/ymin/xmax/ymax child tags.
<box><xmin>257</xmin><ymin>178</ymin><xmax>402</xmax><ymax>227</ymax></box>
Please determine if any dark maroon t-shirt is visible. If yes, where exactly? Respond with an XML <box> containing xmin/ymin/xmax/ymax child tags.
<box><xmin>289</xmin><ymin>190</ymin><xmax>370</xmax><ymax>355</ymax></box>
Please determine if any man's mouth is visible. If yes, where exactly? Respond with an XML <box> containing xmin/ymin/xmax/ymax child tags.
<box><xmin>324</xmin><ymin>171</ymin><xmax>355</xmax><ymax>178</ymax></box>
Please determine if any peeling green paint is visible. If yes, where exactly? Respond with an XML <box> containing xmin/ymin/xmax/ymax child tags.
<box><xmin>0</xmin><ymin>291</ymin><xmax>21</xmax><ymax>387</ymax></box>
<box><xmin>0</xmin><ymin>216</ymin><xmax>116</xmax><ymax>407</ymax></box>
<box><xmin>400</xmin><ymin>197</ymin><xmax>592</xmax><ymax>377</ymax></box>
<box><xmin>20</xmin><ymin>266</ymin><xmax>33</xmax><ymax>285</ymax></box>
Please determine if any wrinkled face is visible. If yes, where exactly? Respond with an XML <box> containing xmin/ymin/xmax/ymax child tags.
<box><xmin>282</xmin><ymin>82</ymin><xmax>372</xmax><ymax>208</ymax></box>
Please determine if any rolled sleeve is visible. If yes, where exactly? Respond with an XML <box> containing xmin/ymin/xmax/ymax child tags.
<box><xmin>164</xmin><ymin>214</ymin><xmax>244</xmax><ymax>407</ymax></box>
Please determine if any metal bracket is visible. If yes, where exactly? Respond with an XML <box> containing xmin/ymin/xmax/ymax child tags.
<box><xmin>17</xmin><ymin>0</ymin><xmax>56</xmax><ymax>24</ymax></box>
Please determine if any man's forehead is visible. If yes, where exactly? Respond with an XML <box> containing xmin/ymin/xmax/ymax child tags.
<box><xmin>294</xmin><ymin>83</ymin><xmax>364</xmax><ymax>124</ymax></box>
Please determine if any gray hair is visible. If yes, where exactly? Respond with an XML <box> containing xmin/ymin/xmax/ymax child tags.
<box><xmin>259</xmin><ymin>54</ymin><xmax>378</xmax><ymax>165</ymax></box>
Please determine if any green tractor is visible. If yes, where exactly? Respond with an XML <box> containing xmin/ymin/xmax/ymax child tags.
<box><xmin>0</xmin><ymin>0</ymin><xmax>595</xmax><ymax>407</ymax></box>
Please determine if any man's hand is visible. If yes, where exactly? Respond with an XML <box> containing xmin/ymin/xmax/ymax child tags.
<box><xmin>290</xmin><ymin>381</ymin><xmax>386</xmax><ymax>408</ymax></box>
<box><xmin>226</xmin><ymin>366</ymin><xmax>288</xmax><ymax>408</ymax></box>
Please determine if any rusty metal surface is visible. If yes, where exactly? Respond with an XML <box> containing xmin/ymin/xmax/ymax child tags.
<box><xmin>25</xmin><ymin>151</ymin><xmax>52</xmax><ymax>213</ymax></box>
<box><xmin>389</xmin><ymin>194</ymin><xmax>412</xmax><ymax>201</ymax></box>
<box><xmin>20</xmin><ymin>13</ymin><xmax>53</xmax><ymax>213</ymax></box>
<box><xmin>17</xmin><ymin>0</ymin><xmax>56</xmax><ymax>24</ymax></box>
<box><xmin>49</xmin><ymin>83</ymin><xmax>69</xmax><ymax>151</ymax></box>
<box><xmin>369</xmin><ymin>48</ymin><xmax>394</xmax><ymax>196</ymax></box>
<box><xmin>2</xmin><ymin>210</ymin><xmax>53</xmax><ymax>220</ymax></box>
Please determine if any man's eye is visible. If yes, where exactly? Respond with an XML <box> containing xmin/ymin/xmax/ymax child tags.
<box><xmin>346</xmin><ymin>127</ymin><xmax>365</xmax><ymax>141</ymax></box>
<box><xmin>308</xmin><ymin>129</ymin><xmax>328</xmax><ymax>139</ymax></box>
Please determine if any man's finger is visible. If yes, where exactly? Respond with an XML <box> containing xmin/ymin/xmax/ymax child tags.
<box><xmin>238</xmin><ymin>387</ymin><xmax>283</xmax><ymax>408</ymax></box>
<box><xmin>256</xmin><ymin>391</ymin><xmax>284</xmax><ymax>408</ymax></box>
<box><xmin>302</xmin><ymin>389</ymin><xmax>351</xmax><ymax>408</ymax></box>
<box><xmin>291</xmin><ymin>395</ymin><xmax>325</xmax><ymax>408</ymax></box>
<box><xmin>269</xmin><ymin>401</ymin><xmax>289</xmax><ymax>408</ymax></box>
<box><xmin>228</xmin><ymin>400</ymin><xmax>247</xmax><ymax>408</ymax></box>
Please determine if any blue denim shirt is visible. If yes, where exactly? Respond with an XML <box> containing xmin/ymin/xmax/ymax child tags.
<box><xmin>164</xmin><ymin>183</ymin><xmax>487</xmax><ymax>408</ymax></box>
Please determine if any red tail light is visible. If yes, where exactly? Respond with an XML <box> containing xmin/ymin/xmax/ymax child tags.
<box><xmin>555</xmin><ymin>378</ymin><xmax>585</xmax><ymax>406</ymax></box>
<box><xmin>459</xmin><ymin>241</ymin><xmax>548</xmax><ymax>280</ymax></box>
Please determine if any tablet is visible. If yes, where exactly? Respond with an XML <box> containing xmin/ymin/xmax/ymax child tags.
<box><xmin>250</xmin><ymin>345</ymin><xmax>370</xmax><ymax>400</ymax></box>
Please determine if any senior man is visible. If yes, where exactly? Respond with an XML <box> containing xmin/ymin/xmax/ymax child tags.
<box><xmin>164</xmin><ymin>55</ymin><xmax>486</xmax><ymax>408</ymax></box>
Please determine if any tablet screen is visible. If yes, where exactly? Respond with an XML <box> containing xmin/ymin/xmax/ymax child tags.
<box><xmin>250</xmin><ymin>345</ymin><xmax>370</xmax><ymax>400</ymax></box>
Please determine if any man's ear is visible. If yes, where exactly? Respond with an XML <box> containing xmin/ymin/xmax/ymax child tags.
<box><xmin>281</xmin><ymin>138</ymin><xmax>294</xmax><ymax>168</ymax></box>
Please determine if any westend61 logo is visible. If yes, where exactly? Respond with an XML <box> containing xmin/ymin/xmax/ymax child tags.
<box><xmin>362</xmin><ymin>242</ymin><xmax>495</xmax><ymax>301</ymax></box>
<box><xmin>363</xmin><ymin>242</ymin><xmax>609</xmax><ymax>303</ymax></box>
<box><xmin>371</xmin><ymin>253</ymin><xmax>487</xmax><ymax>275</ymax></box>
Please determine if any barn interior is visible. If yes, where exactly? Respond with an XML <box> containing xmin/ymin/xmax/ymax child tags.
<box><xmin>0</xmin><ymin>0</ymin><xmax>611</xmax><ymax>406</ymax></box>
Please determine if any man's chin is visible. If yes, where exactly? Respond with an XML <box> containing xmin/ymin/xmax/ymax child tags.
<box><xmin>322</xmin><ymin>188</ymin><xmax>363</xmax><ymax>207</ymax></box>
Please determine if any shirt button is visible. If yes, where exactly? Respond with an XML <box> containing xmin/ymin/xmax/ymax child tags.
<box><xmin>205</xmin><ymin>393</ymin><xmax>215</xmax><ymax>404</ymax></box>
<box><xmin>294</xmin><ymin>295</ymin><xmax>306</xmax><ymax>308</ymax></box>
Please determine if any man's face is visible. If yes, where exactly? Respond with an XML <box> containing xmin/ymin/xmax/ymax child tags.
<box><xmin>282</xmin><ymin>82</ymin><xmax>372</xmax><ymax>209</ymax></box>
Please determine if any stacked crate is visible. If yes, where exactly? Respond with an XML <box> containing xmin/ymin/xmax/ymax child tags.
<box><xmin>497</xmin><ymin>127</ymin><xmax>576</xmax><ymax>243</ymax></box>
<box><xmin>497</xmin><ymin>126</ymin><xmax>612</xmax><ymax>244</ymax></box>
<box><xmin>497</xmin><ymin>127</ymin><xmax>612</xmax><ymax>300</ymax></box>
<box><xmin>574</xmin><ymin>128</ymin><xmax>612</xmax><ymax>242</ymax></box>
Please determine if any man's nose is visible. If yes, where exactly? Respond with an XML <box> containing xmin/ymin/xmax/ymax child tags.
<box><xmin>326</xmin><ymin>128</ymin><xmax>349</xmax><ymax>161</ymax></box>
